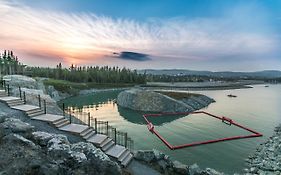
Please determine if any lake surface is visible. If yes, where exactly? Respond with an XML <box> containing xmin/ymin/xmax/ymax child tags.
<box><xmin>59</xmin><ymin>84</ymin><xmax>281</xmax><ymax>174</ymax></box>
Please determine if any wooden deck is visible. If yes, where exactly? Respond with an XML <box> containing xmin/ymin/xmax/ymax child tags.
<box><xmin>106</xmin><ymin>145</ymin><xmax>127</xmax><ymax>159</ymax></box>
<box><xmin>87</xmin><ymin>134</ymin><xmax>107</xmax><ymax>145</ymax></box>
<box><xmin>11</xmin><ymin>104</ymin><xmax>40</xmax><ymax>112</ymax></box>
<box><xmin>0</xmin><ymin>96</ymin><xmax>21</xmax><ymax>102</ymax></box>
<box><xmin>32</xmin><ymin>114</ymin><xmax>64</xmax><ymax>122</ymax></box>
<box><xmin>59</xmin><ymin>123</ymin><xmax>89</xmax><ymax>134</ymax></box>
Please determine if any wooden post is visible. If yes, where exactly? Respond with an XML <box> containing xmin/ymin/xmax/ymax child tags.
<box><xmin>94</xmin><ymin>118</ymin><xmax>97</xmax><ymax>134</ymax></box>
<box><xmin>106</xmin><ymin>121</ymin><xmax>109</xmax><ymax>136</ymax></box>
<box><xmin>23</xmin><ymin>91</ymin><xmax>26</xmax><ymax>104</ymax></box>
<box><xmin>44</xmin><ymin>100</ymin><xmax>46</xmax><ymax>114</ymax></box>
<box><xmin>125</xmin><ymin>133</ymin><xmax>128</xmax><ymax>148</ymax></box>
<box><xmin>69</xmin><ymin>108</ymin><xmax>72</xmax><ymax>124</ymax></box>
<box><xmin>88</xmin><ymin>112</ymin><xmax>91</xmax><ymax>127</ymax></box>
<box><xmin>62</xmin><ymin>103</ymin><xmax>65</xmax><ymax>116</ymax></box>
<box><xmin>114</xmin><ymin>128</ymin><xmax>117</xmax><ymax>144</ymax></box>
<box><xmin>7</xmin><ymin>84</ymin><xmax>10</xmax><ymax>96</ymax></box>
<box><xmin>19</xmin><ymin>86</ymin><xmax>22</xmax><ymax>99</ymax></box>
<box><xmin>38</xmin><ymin>95</ymin><xmax>41</xmax><ymax>108</ymax></box>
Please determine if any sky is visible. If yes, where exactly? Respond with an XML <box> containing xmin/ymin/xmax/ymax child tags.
<box><xmin>0</xmin><ymin>0</ymin><xmax>281</xmax><ymax>71</ymax></box>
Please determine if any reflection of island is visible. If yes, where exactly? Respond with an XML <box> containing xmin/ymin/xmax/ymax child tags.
<box><xmin>117</xmin><ymin>106</ymin><xmax>187</xmax><ymax>126</ymax></box>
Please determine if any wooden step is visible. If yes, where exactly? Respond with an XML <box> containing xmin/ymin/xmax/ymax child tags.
<box><xmin>121</xmin><ymin>153</ymin><xmax>133</xmax><ymax>167</ymax></box>
<box><xmin>26</xmin><ymin>108</ymin><xmax>43</xmax><ymax>115</ymax></box>
<box><xmin>80</xmin><ymin>127</ymin><xmax>94</xmax><ymax>137</ymax></box>
<box><xmin>54</xmin><ymin>119</ymin><xmax>70</xmax><ymax>128</ymax></box>
<box><xmin>100</xmin><ymin>137</ymin><xmax>112</xmax><ymax>148</ymax></box>
<box><xmin>7</xmin><ymin>101</ymin><xmax>25</xmax><ymax>107</ymax></box>
<box><xmin>106</xmin><ymin>145</ymin><xmax>127</xmax><ymax>159</ymax></box>
<box><xmin>28</xmin><ymin>110</ymin><xmax>45</xmax><ymax>117</ymax></box>
<box><xmin>83</xmin><ymin>131</ymin><xmax>96</xmax><ymax>140</ymax></box>
<box><xmin>118</xmin><ymin>149</ymin><xmax>130</xmax><ymax>162</ymax></box>
<box><xmin>7</xmin><ymin>100</ymin><xmax>24</xmax><ymax>105</ymax></box>
<box><xmin>102</xmin><ymin>140</ymin><xmax>115</xmax><ymax>152</ymax></box>
<box><xmin>87</xmin><ymin>134</ymin><xmax>108</xmax><ymax>146</ymax></box>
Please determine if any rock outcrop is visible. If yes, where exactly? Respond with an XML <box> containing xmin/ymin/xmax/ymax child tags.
<box><xmin>0</xmin><ymin>117</ymin><xmax>121</xmax><ymax>175</ymax></box>
<box><xmin>3</xmin><ymin>75</ymin><xmax>63</xmax><ymax>115</ymax></box>
<box><xmin>134</xmin><ymin>150</ymin><xmax>223</xmax><ymax>175</ymax></box>
<box><xmin>246</xmin><ymin>125</ymin><xmax>281</xmax><ymax>174</ymax></box>
<box><xmin>117</xmin><ymin>89</ymin><xmax>214</xmax><ymax>112</ymax></box>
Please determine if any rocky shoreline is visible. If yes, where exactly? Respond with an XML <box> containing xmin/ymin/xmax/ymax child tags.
<box><xmin>245</xmin><ymin>125</ymin><xmax>281</xmax><ymax>174</ymax></box>
<box><xmin>117</xmin><ymin>88</ymin><xmax>215</xmax><ymax>112</ymax></box>
<box><xmin>3</xmin><ymin>75</ymin><xmax>281</xmax><ymax>174</ymax></box>
<box><xmin>0</xmin><ymin>114</ymin><xmax>121</xmax><ymax>175</ymax></box>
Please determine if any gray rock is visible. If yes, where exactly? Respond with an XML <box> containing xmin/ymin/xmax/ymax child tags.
<box><xmin>134</xmin><ymin>150</ymin><xmax>156</xmax><ymax>162</ymax></box>
<box><xmin>117</xmin><ymin>88</ymin><xmax>214</xmax><ymax>112</ymax></box>
<box><xmin>2</xmin><ymin>133</ymin><xmax>38</xmax><ymax>149</ymax></box>
<box><xmin>31</xmin><ymin>131</ymin><xmax>55</xmax><ymax>146</ymax></box>
<box><xmin>189</xmin><ymin>163</ymin><xmax>200</xmax><ymax>175</ymax></box>
<box><xmin>47</xmin><ymin>134</ymin><xmax>71</xmax><ymax>159</ymax></box>
<box><xmin>3</xmin><ymin>75</ymin><xmax>37</xmax><ymax>89</ymax></box>
<box><xmin>1</xmin><ymin>118</ymin><xmax>34</xmax><ymax>134</ymax></box>
<box><xmin>71</xmin><ymin>142</ymin><xmax>97</xmax><ymax>154</ymax></box>
<box><xmin>173</xmin><ymin>160</ymin><xmax>188</xmax><ymax>175</ymax></box>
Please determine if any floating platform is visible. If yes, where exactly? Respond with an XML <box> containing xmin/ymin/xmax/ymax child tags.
<box><xmin>143</xmin><ymin>111</ymin><xmax>262</xmax><ymax>150</ymax></box>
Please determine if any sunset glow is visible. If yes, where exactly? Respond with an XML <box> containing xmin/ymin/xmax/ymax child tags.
<box><xmin>0</xmin><ymin>0</ymin><xmax>281</xmax><ymax>70</ymax></box>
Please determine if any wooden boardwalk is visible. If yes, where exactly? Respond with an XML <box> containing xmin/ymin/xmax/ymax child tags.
<box><xmin>32</xmin><ymin>114</ymin><xmax>64</xmax><ymax>122</ymax></box>
<box><xmin>11</xmin><ymin>104</ymin><xmax>40</xmax><ymax>112</ymax></box>
<box><xmin>0</xmin><ymin>90</ymin><xmax>134</xmax><ymax>167</ymax></box>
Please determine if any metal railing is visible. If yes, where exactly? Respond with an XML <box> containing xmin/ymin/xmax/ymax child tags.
<box><xmin>63</xmin><ymin>105</ymin><xmax>134</xmax><ymax>151</ymax></box>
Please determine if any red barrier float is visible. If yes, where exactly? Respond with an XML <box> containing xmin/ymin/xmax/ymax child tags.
<box><xmin>143</xmin><ymin>111</ymin><xmax>262</xmax><ymax>150</ymax></box>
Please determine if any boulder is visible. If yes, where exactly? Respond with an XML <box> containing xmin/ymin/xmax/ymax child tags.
<box><xmin>3</xmin><ymin>75</ymin><xmax>37</xmax><ymax>89</ymax></box>
<box><xmin>2</xmin><ymin>133</ymin><xmax>38</xmax><ymax>149</ymax></box>
<box><xmin>173</xmin><ymin>160</ymin><xmax>188</xmax><ymax>174</ymax></box>
<box><xmin>117</xmin><ymin>88</ymin><xmax>214</xmax><ymax>112</ymax></box>
<box><xmin>31</xmin><ymin>131</ymin><xmax>55</xmax><ymax>146</ymax></box>
<box><xmin>0</xmin><ymin>118</ymin><xmax>34</xmax><ymax>136</ymax></box>
<box><xmin>134</xmin><ymin>150</ymin><xmax>156</xmax><ymax>162</ymax></box>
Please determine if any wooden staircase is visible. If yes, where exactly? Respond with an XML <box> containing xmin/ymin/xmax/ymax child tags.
<box><xmin>0</xmin><ymin>89</ymin><xmax>134</xmax><ymax>167</ymax></box>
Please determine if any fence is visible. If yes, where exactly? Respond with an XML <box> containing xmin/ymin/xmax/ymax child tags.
<box><xmin>63</xmin><ymin>105</ymin><xmax>134</xmax><ymax>151</ymax></box>
<box><xmin>1</xmin><ymin>81</ymin><xmax>47</xmax><ymax>113</ymax></box>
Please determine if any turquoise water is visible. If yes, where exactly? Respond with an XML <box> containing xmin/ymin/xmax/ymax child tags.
<box><xmin>59</xmin><ymin>85</ymin><xmax>281</xmax><ymax>173</ymax></box>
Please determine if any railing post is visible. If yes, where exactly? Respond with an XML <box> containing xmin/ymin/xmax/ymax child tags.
<box><xmin>19</xmin><ymin>86</ymin><xmax>22</xmax><ymax>99</ymax></box>
<box><xmin>114</xmin><ymin>128</ymin><xmax>117</xmax><ymax>144</ymax></box>
<box><xmin>7</xmin><ymin>84</ymin><xmax>10</xmax><ymax>96</ymax></box>
<box><xmin>125</xmin><ymin>133</ymin><xmax>128</xmax><ymax>148</ymax></box>
<box><xmin>38</xmin><ymin>94</ymin><xmax>41</xmax><ymax>108</ymax></box>
<box><xmin>88</xmin><ymin>112</ymin><xmax>91</xmax><ymax>127</ymax></box>
<box><xmin>106</xmin><ymin>121</ymin><xmax>109</xmax><ymax>136</ymax></box>
<box><xmin>95</xmin><ymin>118</ymin><xmax>97</xmax><ymax>134</ymax></box>
<box><xmin>62</xmin><ymin>103</ymin><xmax>65</xmax><ymax>116</ymax></box>
<box><xmin>44</xmin><ymin>100</ymin><xmax>46</xmax><ymax>114</ymax></box>
<box><xmin>23</xmin><ymin>91</ymin><xmax>26</xmax><ymax>104</ymax></box>
<box><xmin>69</xmin><ymin>108</ymin><xmax>72</xmax><ymax>124</ymax></box>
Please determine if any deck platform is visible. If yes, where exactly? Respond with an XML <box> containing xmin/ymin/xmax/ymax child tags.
<box><xmin>59</xmin><ymin>123</ymin><xmax>89</xmax><ymax>134</ymax></box>
<box><xmin>87</xmin><ymin>134</ymin><xmax>107</xmax><ymax>145</ymax></box>
<box><xmin>11</xmin><ymin>104</ymin><xmax>40</xmax><ymax>112</ymax></box>
<box><xmin>0</xmin><ymin>96</ymin><xmax>21</xmax><ymax>102</ymax></box>
<box><xmin>32</xmin><ymin>114</ymin><xmax>64</xmax><ymax>122</ymax></box>
<box><xmin>106</xmin><ymin>145</ymin><xmax>126</xmax><ymax>159</ymax></box>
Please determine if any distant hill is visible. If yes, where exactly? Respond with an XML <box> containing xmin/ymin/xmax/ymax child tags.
<box><xmin>138</xmin><ymin>69</ymin><xmax>281</xmax><ymax>78</ymax></box>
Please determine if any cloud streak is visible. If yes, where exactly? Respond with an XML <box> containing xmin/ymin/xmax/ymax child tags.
<box><xmin>0</xmin><ymin>0</ymin><xmax>279</xmax><ymax>68</ymax></box>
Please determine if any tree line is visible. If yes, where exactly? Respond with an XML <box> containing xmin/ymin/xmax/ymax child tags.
<box><xmin>0</xmin><ymin>50</ymin><xmax>25</xmax><ymax>76</ymax></box>
<box><xmin>25</xmin><ymin>63</ymin><xmax>146</xmax><ymax>84</ymax></box>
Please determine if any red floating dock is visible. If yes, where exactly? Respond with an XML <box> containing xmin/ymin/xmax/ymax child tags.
<box><xmin>143</xmin><ymin>111</ymin><xmax>262</xmax><ymax>150</ymax></box>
